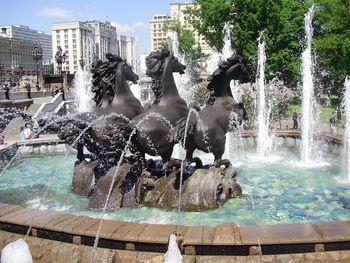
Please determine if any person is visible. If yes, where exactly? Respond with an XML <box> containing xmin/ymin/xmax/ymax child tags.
<box><xmin>292</xmin><ymin>111</ymin><xmax>298</xmax><ymax>129</ymax></box>
<box><xmin>24</xmin><ymin>124</ymin><xmax>33</xmax><ymax>139</ymax></box>
<box><xmin>329</xmin><ymin>111</ymin><xmax>337</xmax><ymax>133</ymax></box>
<box><xmin>19</xmin><ymin>127</ymin><xmax>26</xmax><ymax>140</ymax></box>
<box><xmin>32</xmin><ymin>119</ymin><xmax>40</xmax><ymax>138</ymax></box>
<box><xmin>0</xmin><ymin>130</ymin><xmax>4</xmax><ymax>145</ymax></box>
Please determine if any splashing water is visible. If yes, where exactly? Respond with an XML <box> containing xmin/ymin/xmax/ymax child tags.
<box><xmin>164</xmin><ymin>234</ymin><xmax>182</xmax><ymax>263</ymax></box>
<box><xmin>73</xmin><ymin>64</ymin><xmax>94</xmax><ymax>113</ymax></box>
<box><xmin>343</xmin><ymin>77</ymin><xmax>350</xmax><ymax>184</ymax></box>
<box><xmin>301</xmin><ymin>5</ymin><xmax>315</xmax><ymax>164</ymax></box>
<box><xmin>1</xmin><ymin>238</ymin><xmax>32</xmax><ymax>263</ymax></box>
<box><xmin>256</xmin><ymin>37</ymin><xmax>272</xmax><ymax>159</ymax></box>
<box><xmin>172</xmin><ymin>31</ymin><xmax>191</xmax><ymax>100</ymax></box>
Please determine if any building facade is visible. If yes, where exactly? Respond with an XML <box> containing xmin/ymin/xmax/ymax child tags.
<box><xmin>52</xmin><ymin>21</ymin><xmax>134</xmax><ymax>74</ymax></box>
<box><xmin>0</xmin><ymin>37</ymin><xmax>43</xmax><ymax>84</ymax></box>
<box><xmin>0</xmin><ymin>25</ymin><xmax>52</xmax><ymax>64</ymax></box>
<box><xmin>169</xmin><ymin>2</ymin><xmax>212</xmax><ymax>54</ymax></box>
<box><xmin>149</xmin><ymin>3</ymin><xmax>213</xmax><ymax>54</ymax></box>
<box><xmin>150</xmin><ymin>14</ymin><xmax>171</xmax><ymax>51</ymax></box>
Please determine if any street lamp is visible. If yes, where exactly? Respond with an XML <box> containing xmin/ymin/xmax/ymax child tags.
<box><xmin>55</xmin><ymin>46</ymin><xmax>67</xmax><ymax>100</ymax></box>
<box><xmin>32</xmin><ymin>43</ymin><xmax>42</xmax><ymax>91</ymax></box>
<box><xmin>0</xmin><ymin>63</ymin><xmax>4</xmax><ymax>87</ymax></box>
<box><xmin>18</xmin><ymin>64</ymin><xmax>23</xmax><ymax>87</ymax></box>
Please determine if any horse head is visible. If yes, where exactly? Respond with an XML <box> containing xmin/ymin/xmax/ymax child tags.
<box><xmin>122</xmin><ymin>61</ymin><xmax>139</xmax><ymax>84</ymax></box>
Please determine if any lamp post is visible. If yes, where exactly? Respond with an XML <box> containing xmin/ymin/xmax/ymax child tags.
<box><xmin>18</xmin><ymin>64</ymin><xmax>23</xmax><ymax>88</ymax></box>
<box><xmin>32</xmin><ymin>43</ymin><xmax>42</xmax><ymax>91</ymax></box>
<box><xmin>0</xmin><ymin>63</ymin><xmax>4</xmax><ymax>87</ymax></box>
<box><xmin>55</xmin><ymin>46</ymin><xmax>67</xmax><ymax>100</ymax></box>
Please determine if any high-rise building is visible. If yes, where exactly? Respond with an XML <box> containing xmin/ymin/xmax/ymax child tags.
<box><xmin>0</xmin><ymin>25</ymin><xmax>52</xmax><ymax>64</ymax></box>
<box><xmin>0</xmin><ymin>37</ymin><xmax>43</xmax><ymax>84</ymax></box>
<box><xmin>169</xmin><ymin>2</ymin><xmax>212</xmax><ymax>54</ymax></box>
<box><xmin>149</xmin><ymin>2</ymin><xmax>213</xmax><ymax>54</ymax></box>
<box><xmin>52</xmin><ymin>21</ymin><xmax>135</xmax><ymax>74</ymax></box>
<box><xmin>150</xmin><ymin>14</ymin><xmax>171</xmax><ymax>51</ymax></box>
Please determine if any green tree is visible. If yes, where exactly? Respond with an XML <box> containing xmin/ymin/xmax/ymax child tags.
<box><xmin>45</xmin><ymin>63</ymin><xmax>54</xmax><ymax>74</ymax></box>
<box><xmin>313</xmin><ymin>0</ymin><xmax>350</xmax><ymax>97</ymax></box>
<box><xmin>162</xmin><ymin>20</ymin><xmax>206</xmax><ymax>83</ymax></box>
<box><xmin>186</xmin><ymin>0</ymin><xmax>312</xmax><ymax>87</ymax></box>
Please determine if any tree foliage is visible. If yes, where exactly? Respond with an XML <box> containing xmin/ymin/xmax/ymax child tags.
<box><xmin>313</xmin><ymin>0</ymin><xmax>350</xmax><ymax>96</ymax></box>
<box><xmin>186</xmin><ymin>0</ymin><xmax>311</xmax><ymax>87</ymax></box>
<box><xmin>162</xmin><ymin>20</ymin><xmax>206</xmax><ymax>83</ymax></box>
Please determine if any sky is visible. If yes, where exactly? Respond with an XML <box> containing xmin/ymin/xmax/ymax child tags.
<box><xmin>0</xmin><ymin>0</ymin><xmax>191</xmax><ymax>53</ymax></box>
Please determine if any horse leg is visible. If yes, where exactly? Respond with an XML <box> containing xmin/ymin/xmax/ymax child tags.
<box><xmin>76</xmin><ymin>143</ymin><xmax>85</xmax><ymax>162</ymax></box>
<box><xmin>161</xmin><ymin>147</ymin><xmax>175</xmax><ymax>170</ymax></box>
<box><xmin>185</xmin><ymin>147</ymin><xmax>203</xmax><ymax>168</ymax></box>
<box><xmin>213</xmin><ymin>149</ymin><xmax>231</xmax><ymax>168</ymax></box>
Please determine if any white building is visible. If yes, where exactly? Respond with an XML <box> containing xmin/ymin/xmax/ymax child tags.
<box><xmin>149</xmin><ymin>3</ymin><xmax>213</xmax><ymax>54</ymax></box>
<box><xmin>52</xmin><ymin>21</ymin><xmax>135</xmax><ymax>74</ymax></box>
<box><xmin>150</xmin><ymin>14</ymin><xmax>171</xmax><ymax>51</ymax></box>
<box><xmin>169</xmin><ymin>2</ymin><xmax>212</xmax><ymax>54</ymax></box>
<box><xmin>0</xmin><ymin>25</ymin><xmax>52</xmax><ymax>64</ymax></box>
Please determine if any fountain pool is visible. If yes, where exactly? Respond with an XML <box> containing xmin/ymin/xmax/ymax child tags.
<box><xmin>1</xmin><ymin>146</ymin><xmax>349</xmax><ymax>227</ymax></box>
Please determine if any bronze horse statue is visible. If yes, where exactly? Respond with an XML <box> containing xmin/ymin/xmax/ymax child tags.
<box><xmin>172</xmin><ymin>55</ymin><xmax>248</xmax><ymax>167</ymax></box>
<box><xmin>130</xmin><ymin>49</ymin><xmax>188</xmax><ymax>168</ymax></box>
<box><xmin>44</xmin><ymin>54</ymin><xmax>143</xmax><ymax>163</ymax></box>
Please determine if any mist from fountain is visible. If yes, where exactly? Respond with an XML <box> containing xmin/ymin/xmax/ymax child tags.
<box><xmin>172</xmin><ymin>31</ymin><xmax>192</xmax><ymax>101</ymax></box>
<box><xmin>343</xmin><ymin>77</ymin><xmax>350</xmax><ymax>184</ymax></box>
<box><xmin>256</xmin><ymin>37</ymin><xmax>273</xmax><ymax>159</ymax></box>
<box><xmin>301</xmin><ymin>5</ymin><xmax>315</xmax><ymax>164</ymax></box>
<box><xmin>73</xmin><ymin>29</ymin><xmax>95</xmax><ymax>113</ymax></box>
<box><xmin>130</xmin><ymin>35</ymin><xmax>143</xmax><ymax>102</ymax></box>
<box><xmin>73</xmin><ymin>64</ymin><xmax>94</xmax><ymax>113</ymax></box>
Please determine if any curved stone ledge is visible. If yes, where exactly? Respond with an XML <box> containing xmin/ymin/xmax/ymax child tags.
<box><xmin>0</xmin><ymin>203</ymin><xmax>349</xmax><ymax>259</ymax></box>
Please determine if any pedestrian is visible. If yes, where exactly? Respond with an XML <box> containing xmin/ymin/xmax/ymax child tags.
<box><xmin>19</xmin><ymin>127</ymin><xmax>26</xmax><ymax>140</ymax></box>
<box><xmin>292</xmin><ymin>111</ymin><xmax>298</xmax><ymax>129</ymax></box>
<box><xmin>0</xmin><ymin>130</ymin><xmax>4</xmax><ymax>145</ymax></box>
<box><xmin>24</xmin><ymin>124</ymin><xmax>33</xmax><ymax>139</ymax></box>
<box><xmin>329</xmin><ymin>111</ymin><xmax>337</xmax><ymax>133</ymax></box>
<box><xmin>32</xmin><ymin>119</ymin><xmax>40</xmax><ymax>138</ymax></box>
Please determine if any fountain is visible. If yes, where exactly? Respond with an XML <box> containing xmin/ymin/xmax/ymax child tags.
<box><xmin>301</xmin><ymin>5</ymin><xmax>316</xmax><ymax>164</ymax></box>
<box><xmin>1</xmin><ymin>9</ymin><xmax>350</xmax><ymax>262</ymax></box>
<box><xmin>256</xmin><ymin>37</ymin><xmax>273</xmax><ymax>158</ymax></box>
<box><xmin>343</xmin><ymin>77</ymin><xmax>350</xmax><ymax>184</ymax></box>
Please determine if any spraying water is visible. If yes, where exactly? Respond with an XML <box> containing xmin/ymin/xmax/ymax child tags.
<box><xmin>301</xmin><ymin>5</ymin><xmax>315</xmax><ymax>164</ymax></box>
<box><xmin>256</xmin><ymin>37</ymin><xmax>272</xmax><ymax>158</ymax></box>
<box><xmin>73</xmin><ymin>29</ymin><xmax>95</xmax><ymax>113</ymax></box>
<box><xmin>172</xmin><ymin>31</ymin><xmax>191</xmax><ymax>100</ymax></box>
<box><xmin>73</xmin><ymin>63</ymin><xmax>94</xmax><ymax>113</ymax></box>
<box><xmin>343</xmin><ymin>77</ymin><xmax>350</xmax><ymax>184</ymax></box>
<box><xmin>130</xmin><ymin>34</ymin><xmax>143</xmax><ymax>101</ymax></box>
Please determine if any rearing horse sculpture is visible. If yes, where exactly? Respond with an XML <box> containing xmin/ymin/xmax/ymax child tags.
<box><xmin>130</xmin><ymin>49</ymin><xmax>188</xmax><ymax>167</ymax></box>
<box><xmin>172</xmin><ymin>54</ymin><xmax>249</xmax><ymax>167</ymax></box>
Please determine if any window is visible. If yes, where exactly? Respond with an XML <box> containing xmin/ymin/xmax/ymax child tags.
<box><xmin>64</xmin><ymin>29</ymin><xmax>68</xmax><ymax>33</ymax></box>
<box><xmin>64</xmin><ymin>34</ymin><xmax>68</xmax><ymax>38</ymax></box>
<box><xmin>73</xmin><ymin>44</ymin><xmax>77</xmax><ymax>48</ymax></box>
<box><xmin>65</xmin><ymin>45</ymin><xmax>68</xmax><ymax>49</ymax></box>
<box><xmin>64</xmin><ymin>40</ymin><xmax>68</xmax><ymax>44</ymax></box>
<box><xmin>73</xmin><ymin>50</ymin><xmax>77</xmax><ymax>54</ymax></box>
<box><xmin>73</xmin><ymin>39</ymin><xmax>76</xmax><ymax>43</ymax></box>
<box><xmin>72</xmin><ymin>34</ymin><xmax>76</xmax><ymax>38</ymax></box>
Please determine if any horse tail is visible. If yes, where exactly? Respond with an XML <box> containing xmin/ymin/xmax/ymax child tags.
<box><xmin>169</xmin><ymin>110</ymin><xmax>197</xmax><ymax>144</ymax></box>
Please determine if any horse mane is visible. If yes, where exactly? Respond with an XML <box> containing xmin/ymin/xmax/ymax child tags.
<box><xmin>145</xmin><ymin>49</ymin><xmax>170</xmax><ymax>104</ymax></box>
<box><xmin>91</xmin><ymin>53</ymin><xmax>124</xmax><ymax>106</ymax></box>
<box><xmin>206</xmin><ymin>54</ymin><xmax>244</xmax><ymax>105</ymax></box>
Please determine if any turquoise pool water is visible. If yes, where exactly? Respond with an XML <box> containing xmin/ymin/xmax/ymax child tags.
<box><xmin>0</xmin><ymin>147</ymin><xmax>349</xmax><ymax>226</ymax></box>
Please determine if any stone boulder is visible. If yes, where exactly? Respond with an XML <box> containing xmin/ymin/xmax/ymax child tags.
<box><xmin>71</xmin><ymin>160</ymin><xmax>99</xmax><ymax>197</ymax></box>
<box><xmin>143</xmin><ymin>166</ymin><xmax>242</xmax><ymax>211</ymax></box>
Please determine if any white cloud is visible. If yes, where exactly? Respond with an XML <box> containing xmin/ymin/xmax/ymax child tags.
<box><xmin>36</xmin><ymin>7</ymin><xmax>75</xmax><ymax>20</ymax></box>
<box><xmin>111</xmin><ymin>21</ymin><xmax>148</xmax><ymax>34</ymax></box>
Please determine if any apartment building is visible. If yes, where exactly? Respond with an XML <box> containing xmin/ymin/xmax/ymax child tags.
<box><xmin>0</xmin><ymin>37</ymin><xmax>43</xmax><ymax>83</ymax></box>
<box><xmin>150</xmin><ymin>2</ymin><xmax>213</xmax><ymax>54</ymax></box>
<box><xmin>150</xmin><ymin>14</ymin><xmax>171</xmax><ymax>51</ymax></box>
<box><xmin>52</xmin><ymin>21</ymin><xmax>135</xmax><ymax>74</ymax></box>
<box><xmin>0</xmin><ymin>25</ymin><xmax>52</xmax><ymax>64</ymax></box>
